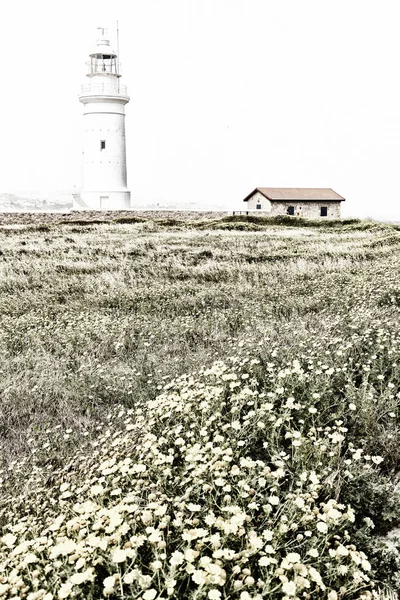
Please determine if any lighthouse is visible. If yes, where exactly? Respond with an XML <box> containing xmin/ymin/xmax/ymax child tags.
<box><xmin>76</xmin><ymin>28</ymin><xmax>130</xmax><ymax>210</ymax></box>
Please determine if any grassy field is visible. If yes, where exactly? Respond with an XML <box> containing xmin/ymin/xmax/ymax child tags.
<box><xmin>1</xmin><ymin>216</ymin><xmax>400</xmax><ymax>599</ymax></box>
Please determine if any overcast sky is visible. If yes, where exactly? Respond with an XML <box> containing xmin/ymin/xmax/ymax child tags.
<box><xmin>1</xmin><ymin>0</ymin><xmax>399</xmax><ymax>218</ymax></box>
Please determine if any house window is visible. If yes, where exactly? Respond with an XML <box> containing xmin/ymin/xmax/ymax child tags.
<box><xmin>100</xmin><ymin>140</ymin><xmax>106</xmax><ymax>150</ymax></box>
<box><xmin>320</xmin><ymin>206</ymin><xmax>328</xmax><ymax>217</ymax></box>
<box><xmin>287</xmin><ymin>206</ymin><xmax>295</xmax><ymax>216</ymax></box>
<box><xmin>256</xmin><ymin>203</ymin><xmax>262</xmax><ymax>210</ymax></box>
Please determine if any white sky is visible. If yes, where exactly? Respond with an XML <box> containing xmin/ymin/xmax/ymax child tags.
<box><xmin>1</xmin><ymin>0</ymin><xmax>399</xmax><ymax>218</ymax></box>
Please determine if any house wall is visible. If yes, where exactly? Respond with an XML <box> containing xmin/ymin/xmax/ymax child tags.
<box><xmin>246</xmin><ymin>192</ymin><xmax>272</xmax><ymax>212</ymax></box>
<box><xmin>270</xmin><ymin>202</ymin><xmax>341</xmax><ymax>218</ymax></box>
<box><xmin>245</xmin><ymin>196</ymin><xmax>341</xmax><ymax>218</ymax></box>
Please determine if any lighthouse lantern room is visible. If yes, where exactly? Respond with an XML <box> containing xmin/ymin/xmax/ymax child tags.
<box><xmin>76</xmin><ymin>28</ymin><xmax>130</xmax><ymax>210</ymax></box>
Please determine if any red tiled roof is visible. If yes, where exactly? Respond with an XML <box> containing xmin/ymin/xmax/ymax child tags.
<box><xmin>243</xmin><ymin>188</ymin><xmax>345</xmax><ymax>202</ymax></box>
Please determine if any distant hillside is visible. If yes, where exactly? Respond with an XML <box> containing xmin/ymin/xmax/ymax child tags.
<box><xmin>0</xmin><ymin>192</ymin><xmax>232</xmax><ymax>213</ymax></box>
<box><xmin>0</xmin><ymin>192</ymin><xmax>72</xmax><ymax>212</ymax></box>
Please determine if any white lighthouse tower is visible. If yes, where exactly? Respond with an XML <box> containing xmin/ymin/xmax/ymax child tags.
<box><xmin>76</xmin><ymin>28</ymin><xmax>130</xmax><ymax>210</ymax></box>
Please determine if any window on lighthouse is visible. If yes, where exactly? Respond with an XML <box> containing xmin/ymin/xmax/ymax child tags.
<box><xmin>100</xmin><ymin>140</ymin><xmax>106</xmax><ymax>151</ymax></box>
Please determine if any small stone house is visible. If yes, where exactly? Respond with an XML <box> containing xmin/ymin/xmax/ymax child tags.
<box><xmin>242</xmin><ymin>188</ymin><xmax>345</xmax><ymax>218</ymax></box>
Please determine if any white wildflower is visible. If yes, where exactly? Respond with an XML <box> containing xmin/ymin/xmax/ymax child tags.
<box><xmin>170</xmin><ymin>551</ymin><xmax>185</xmax><ymax>566</ymax></box>
<box><xmin>58</xmin><ymin>583</ymin><xmax>73</xmax><ymax>599</ymax></box>
<box><xmin>361</xmin><ymin>559</ymin><xmax>371</xmax><ymax>571</ymax></box>
<box><xmin>192</xmin><ymin>570</ymin><xmax>207</xmax><ymax>585</ymax></box>
<box><xmin>24</xmin><ymin>552</ymin><xmax>38</xmax><ymax>564</ymax></box>
<box><xmin>268</xmin><ymin>495</ymin><xmax>279</xmax><ymax>506</ymax></box>
<box><xmin>112</xmin><ymin>548</ymin><xmax>127</xmax><ymax>563</ymax></box>
<box><xmin>293</xmin><ymin>497</ymin><xmax>305</xmax><ymax>509</ymax></box>
<box><xmin>282</xmin><ymin>581</ymin><xmax>297</xmax><ymax>596</ymax></box>
<box><xmin>103</xmin><ymin>576</ymin><xmax>117</xmax><ymax>596</ymax></box>
<box><xmin>259</xmin><ymin>556</ymin><xmax>275</xmax><ymax>566</ymax></box>
<box><xmin>1</xmin><ymin>533</ymin><xmax>17</xmax><ymax>548</ymax></box>
<box><xmin>187</xmin><ymin>503</ymin><xmax>201</xmax><ymax>512</ymax></box>
<box><xmin>70</xmin><ymin>569</ymin><xmax>94</xmax><ymax>585</ymax></box>
<box><xmin>208</xmin><ymin>591</ymin><xmax>221</xmax><ymax>600</ymax></box>
<box><xmin>336</xmin><ymin>545</ymin><xmax>349</xmax><ymax>557</ymax></box>
<box><xmin>214</xmin><ymin>478</ymin><xmax>226</xmax><ymax>486</ymax></box>
<box><xmin>286</xmin><ymin>552</ymin><xmax>301</xmax><ymax>563</ymax></box>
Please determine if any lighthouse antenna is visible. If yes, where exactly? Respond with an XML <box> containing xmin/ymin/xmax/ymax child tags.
<box><xmin>117</xmin><ymin>20</ymin><xmax>120</xmax><ymax>88</ymax></box>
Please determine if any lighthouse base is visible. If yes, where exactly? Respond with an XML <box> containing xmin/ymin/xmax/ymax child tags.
<box><xmin>74</xmin><ymin>191</ymin><xmax>131</xmax><ymax>211</ymax></box>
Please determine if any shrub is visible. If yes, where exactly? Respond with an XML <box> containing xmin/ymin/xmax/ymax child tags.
<box><xmin>113</xmin><ymin>217</ymin><xmax>145</xmax><ymax>225</ymax></box>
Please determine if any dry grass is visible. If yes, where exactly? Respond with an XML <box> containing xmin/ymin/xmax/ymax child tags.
<box><xmin>0</xmin><ymin>222</ymin><xmax>398</xmax><ymax>464</ymax></box>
